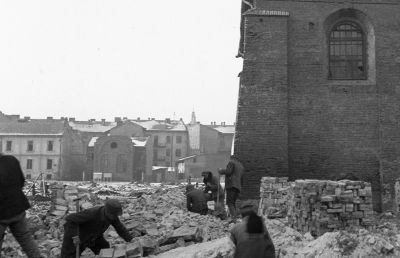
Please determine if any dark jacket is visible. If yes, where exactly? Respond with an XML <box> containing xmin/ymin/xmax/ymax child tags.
<box><xmin>230</xmin><ymin>217</ymin><xmax>276</xmax><ymax>258</ymax></box>
<box><xmin>219</xmin><ymin>158</ymin><xmax>244</xmax><ymax>192</ymax></box>
<box><xmin>186</xmin><ymin>189</ymin><xmax>208</xmax><ymax>214</ymax></box>
<box><xmin>0</xmin><ymin>155</ymin><xmax>30</xmax><ymax>220</ymax></box>
<box><xmin>64</xmin><ymin>206</ymin><xmax>132</xmax><ymax>244</ymax></box>
<box><xmin>203</xmin><ymin>173</ymin><xmax>224</xmax><ymax>201</ymax></box>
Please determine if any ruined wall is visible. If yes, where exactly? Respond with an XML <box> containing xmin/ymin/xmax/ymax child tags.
<box><xmin>236</xmin><ymin>0</ymin><xmax>400</xmax><ymax>211</ymax></box>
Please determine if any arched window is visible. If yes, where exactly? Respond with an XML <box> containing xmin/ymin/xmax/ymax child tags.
<box><xmin>329</xmin><ymin>22</ymin><xmax>366</xmax><ymax>80</ymax></box>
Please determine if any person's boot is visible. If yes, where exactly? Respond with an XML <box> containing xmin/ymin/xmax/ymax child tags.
<box><xmin>228</xmin><ymin>204</ymin><xmax>237</xmax><ymax>223</ymax></box>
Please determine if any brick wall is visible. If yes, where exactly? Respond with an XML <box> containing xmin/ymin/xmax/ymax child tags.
<box><xmin>236</xmin><ymin>0</ymin><xmax>400</xmax><ymax>212</ymax></box>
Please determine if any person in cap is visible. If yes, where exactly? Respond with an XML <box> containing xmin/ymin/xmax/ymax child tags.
<box><xmin>60</xmin><ymin>199</ymin><xmax>132</xmax><ymax>258</ymax></box>
<box><xmin>0</xmin><ymin>154</ymin><xmax>43</xmax><ymax>258</ymax></box>
<box><xmin>218</xmin><ymin>155</ymin><xmax>244</xmax><ymax>221</ymax></box>
<box><xmin>201</xmin><ymin>171</ymin><xmax>226</xmax><ymax>219</ymax></box>
<box><xmin>186</xmin><ymin>184</ymin><xmax>208</xmax><ymax>215</ymax></box>
<box><xmin>230</xmin><ymin>200</ymin><xmax>276</xmax><ymax>258</ymax></box>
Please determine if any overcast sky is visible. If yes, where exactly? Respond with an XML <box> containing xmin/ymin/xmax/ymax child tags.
<box><xmin>0</xmin><ymin>1</ymin><xmax>242</xmax><ymax>125</ymax></box>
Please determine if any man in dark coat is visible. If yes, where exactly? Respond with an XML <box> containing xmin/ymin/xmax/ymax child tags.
<box><xmin>0</xmin><ymin>154</ymin><xmax>43</xmax><ymax>258</ymax></box>
<box><xmin>218</xmin><ymin>155</ymin><xmax>244</xmax><ymax>220</ymax></box>
<box><xmin>186</xmin><ymin>184</ymin><xmax>208</xmax><ymax>215</ymax></box>
<box><xmin>60</xmin><ymin>199</ymin><xmax>132</xmax><ymax>258</ymax></box>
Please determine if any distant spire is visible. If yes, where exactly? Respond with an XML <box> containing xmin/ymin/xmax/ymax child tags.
<box><xmin>190</xmin><ymin>110</ymin><xmax>197</xmax><ymax>125</ymax></box>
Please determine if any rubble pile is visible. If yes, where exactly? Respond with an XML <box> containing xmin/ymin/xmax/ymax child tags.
<box><xmin>50</xmin><ymin>184</ymin><xmax>93</xmax><ymax>216</ymax></box>
<box><xmin>4</xmin><ymin>181</ymin><xmax>400</xmax><ymax>258</ymax></box>
<box><xmin>288</xmin><ymin>179</ymin><xmax>374</xmax><ymax>236</ymax></box>
<box><xmin>259</xmin><ymin>177</ymin><xmax>291</xmax><ymax>218</ymax></box>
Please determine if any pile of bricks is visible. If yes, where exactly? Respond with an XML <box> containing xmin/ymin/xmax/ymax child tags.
<box><xmin>258</xmin><ymin>177</ymin><xmax>291</xmax><ymax>218</ymax></box>
<box><xmin>287</xmin><ymin>179</ymin><xmax>374</xmax><ymax>236</ymax></box>
<box><xmin>50</xmin><ymin>184</ymin><xmax>92</xmax><ymax>216</ymax></box>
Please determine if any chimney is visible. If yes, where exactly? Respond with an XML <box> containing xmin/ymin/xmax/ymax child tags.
<box><xmin>24</xmin><ymin>116</ymin><xmax>30</xmax><ymax>121</ymax></box>
<box><xmin>46</xmin><ymin>116</ymin><xmax>53</xmax><ymax>120</ymax></box>
<box><xmin>165</xmin><ymin>118</ymin><xmax>171</xmax><ymax>124</ymax></box>
<box><xmin>137</xmin><ymin>117</ymin><xmax>140</xmax><ymax>121</ymax></box>
<box><xmin>123</xmin><ymin>117</ymin><xmax>127</xmax><ymax>120</ymax></box>
<box><xmin>101</xmin><ymin>119</ymin><xmax>106</xmax><ymax>125</ymax></box>
<box><xmin>69</xmin><ymin>117</ymin><xmax>75</xmax><ymax>122</ymax></box>
<box><xmin>151</xmin><ymin>118</ymin><xmax>155</xmax><ymax>120</ymax></box>
<box><xmin>148</xmin><ymin>117</ymin><xmax>151</xmax><ymax>120</ymax></box>
<box><xmin>114</xmin><ymin>117</ymin><xmax>121</xmax><ymax>122</ymax></box>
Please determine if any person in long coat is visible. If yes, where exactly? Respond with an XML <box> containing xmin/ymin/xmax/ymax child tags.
<box><xmin>0</xmin><ymin>154</ymin><xmax>43</xmax><ymax>258</ymax></box>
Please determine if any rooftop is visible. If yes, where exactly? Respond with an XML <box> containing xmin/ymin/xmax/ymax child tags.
<box><xmin>0</xmin><ymin>119</ymin><xmax>66</xmax><ymax>135</ymax></box>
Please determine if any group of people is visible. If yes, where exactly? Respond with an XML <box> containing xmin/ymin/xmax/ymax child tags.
<box><xmin>186</xmin><ymin>155</ymin><xmax>276</xmax><ymax>257</ymax></box>
<box><xmin>1</xmin><ymin>153</ymin><xmax>276</xmax><ymax>258</ymax></box>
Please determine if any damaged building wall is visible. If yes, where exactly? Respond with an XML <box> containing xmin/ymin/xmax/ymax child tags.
<box><xmin>235</xmin><ymin>0</ymin><xmax>400</xmax><ymax>212</ymax></box>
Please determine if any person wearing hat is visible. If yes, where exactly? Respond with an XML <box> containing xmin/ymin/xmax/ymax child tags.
<box><xmin>230</xmin><ymin>200</ymin><xmax>276</xmax><ymax>258</ymax></box>
<box><xmin>186</xmin><ymin>184</ymin><xmax>208</xmax><ymax>215</ymax></box>
<box><xmin>218</xmin><ymin>155</ymin><xmax>244</xmax><ymax>221</ymax></box>
<box><xmin>60</xmin><ymin>199</ymin><xmax>132</xmax><ymax>258</ymax></box>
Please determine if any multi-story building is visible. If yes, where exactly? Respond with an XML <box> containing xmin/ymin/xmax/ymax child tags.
<box><xmin>133</xmin><ymin>118</ymin><xmax>190</xmax><ymax>168</ymax></box>
<box><xmin>234</xmin><ymin>0</ymin><xmax>400</xmax><ymax>211</ymax></box>
<box><xmin>0</xmin><ymin>115</ymin><xmax>76</xmax><ymax>180</ymax></box>
<box><xmin>180</xmin><ymin>113</ymin><xmax>235</xmax><ymax>177</ymax></box>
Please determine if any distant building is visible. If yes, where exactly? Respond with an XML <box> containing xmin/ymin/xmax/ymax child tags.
<box><xmin>183</xmin><ymin>112</ymin><xmax>235</xmax><ymax>177</ymax></box>
<box><xmin>0</xmin><ymin>115</ymin><xmax>77</xmax><ymax>180</ymax></box>
<box><xmin>132</xmin><ymin>118</ymin><xmax>190</xmax><ymax>169</ymax></box>
<box><xmin>68</xmin><ymin>118</ymin><xmax>118</xmax><ymax>180</ymax></box>
<box><xmin>87</xmin><ymin>135</ymin><xmax>150</xmax><ymax>182</ymax></box>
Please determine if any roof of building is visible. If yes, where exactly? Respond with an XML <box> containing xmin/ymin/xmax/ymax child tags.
<box><xmin>0</xmin><ymin>119</ymin><xmax>66</xmax><ymax>135</ymax></box>
<box><xmin>88</xmin><ymin>136</ymin><xmax>149</xmax><ymax>147</ymax></box>
<box><xmin>69</xmin><ymin>121</ymin><xmax>117</xmax><ymax>133</ymax></box>
<box><xmin>130</xmin><ymin>119</ymin><xmax>187</xmax><ymax>132</ymax></box>
<box><xmin>211</xmin><ymin>125</ymin><xmax>235</xmax><ymax>134</ymax></box>
<box><xmin>243</xmin><ymin>9</ymin><xmax>290</xmax><ymax>17</ymax></box>
<box><xmin>177</xmin><ymin>155</ymin><xmax>198</xmax><ymax>162</ymax></box>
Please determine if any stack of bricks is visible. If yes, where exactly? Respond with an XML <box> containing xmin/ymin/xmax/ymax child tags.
<box><xmin>287</xmin><ymin>179</ymin><xmax>374</xmax><ymax>236</ymax></box>
<box><xmin>51</xmin><ymin>184</ymin><xmax>92</xmax><ymax>216</ymax></box>
<box><xmin>259</xmin><ymin>177</ymin><xmax>291</xmax><ymax>218</ymax></box>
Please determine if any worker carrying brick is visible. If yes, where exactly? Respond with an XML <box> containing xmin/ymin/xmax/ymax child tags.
<box><xmin>202</xmin><ymin>171</ymin><xmax>226</xmax><ymax>219</ymax></box>
<box><xmin>230</xmin><ymin>200</ymin><xmax>276</xmax><ymax>258</ymax></box>
<box><xmin>0</xmin><ymin>154</ymin><xmax>44</xmax><ymax>258</ymax></box>
<box><xmin>60</xmin><ymin>199</ymin><xmax>132</xmax><ymax>258</ymax></box>
<box><xmin>218</xmin><ymin>155</ymin><xmax>244</xmax><ymax>221</ymax></box>
<box><xmin>186</xmin><ymin>184</ymin><xmax>208</xmax><ymax>215</ymax></box>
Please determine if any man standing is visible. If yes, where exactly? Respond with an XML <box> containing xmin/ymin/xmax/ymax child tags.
<box><xmin>61</xmin><ymin>199</ymin><xmax>132</xmax><ymax>258</ymax></box>
<box><xmin>186</xmin><ymin>184</ymin><xmax>208</xmax><ymax>215</ymax></box>
<box><xmin>218</xmin><ymin>155</ymin><xmax>244</xmax><ymax>221</ymax></box>
<box><xmin>0</xmin><ymin>154</ymin><xmax>43</xmax><ymax>258</ymax></box>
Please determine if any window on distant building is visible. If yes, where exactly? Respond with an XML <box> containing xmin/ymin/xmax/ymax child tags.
<box><xmin>153</xmin><ymin>136</ymin><xmax>159</xmax><ymax>146</ymax></box>
<box><xmin>46</xmin><ymin>159</ymin><xmax>53</xmax><ymax>170</ymax></box>
<box><xmin>329</xmin><ymin>21</ymin><xmax>366</xmax><ymax>80</ymax></box>
<box><xmin>166</xmin><ymin>136</ymin><xmax>171</xmax><ymax>144</ymax></box>
<box><xmin>27</xmin><ymin>159</ymin><xmax>33</xmax><ymax>170</ymax></box>
<box><xmin>47</xmin><ymin>141</ymin><xmax>54</xmax><ymax>151</ymax></box>
<box><xmin>166</xmin><ymin>162</ymin><xmax>171</xmax><ymax>167</ymax></box>
<box><xmin>176</xmin><ymin>136</ymin><xmax>182</xmax><ymax>144</ymax></box>
<box><xmin>153</xmin><ymin>150</ymin><xmax>158</xmax><ymax>161</ymax></box>
<box><xmin>175</xmin><ymin>148</ymin><xmax>181</xmax><ymax>157</ymax></box>
<box><xmin>166</xmin><ymin>148</ymin><xmax>171</xmax><ymax>157</ymax></box>
<box><xmin>46</xmin><ymin>174</ymin><xmax>52</xmax><ymax>180</ymax></box>
<box><xmin>193</xmin><ymin>157</ymin><xmax>197</xmax><ymax>163</ymax></box>
<box><xmin>110</xmin><ymin>142</ymin><xmax>117</xmax><ymax>149</ymax></box>
<box><xmin>27</xmin><ymin>141</ymin><xmax>34</xmax><ymax>152</ymax></box>
<box><xmin>26</xmin><ymin>174</ymin><xmax>31</xmax><ymax>179</ymax></box>
<box><xmin>6</xmin><ymin>141</ymin><xmax>12</xmax><ymax>151</ymax></box>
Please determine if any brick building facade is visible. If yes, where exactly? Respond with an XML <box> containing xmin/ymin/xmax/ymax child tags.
<box><xmin>235</xmin><ymin>0</ymin><xmax>400</xmax><ymax>211</ymax></box>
